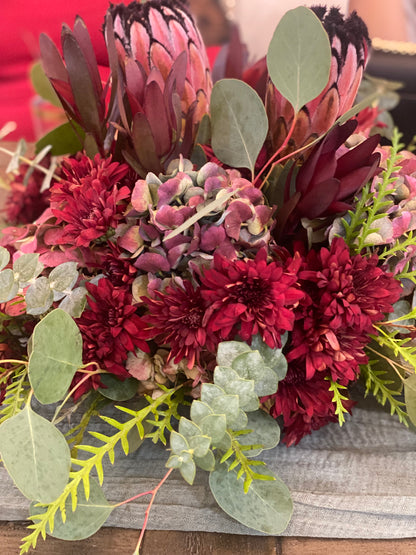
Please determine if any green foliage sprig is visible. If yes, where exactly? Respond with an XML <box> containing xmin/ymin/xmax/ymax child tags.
<box><xmin>0</xmin><ymin>364</ymin><xmax>30</xmax><ymax>424</ymax></box>
<box><xmin>0</xmin><ymin>247</ymin><xmax>87</xmax><ymax>318</ymax></box>
<box><xmin>360</xmin><ymin>361</ymin><xmax>408</xmax><ymax>424</ymax></box>
<box><xmin>342</xmin><ymin>129</ymin><xmax>403</xmax><ymax>253</ymax></box>
<box><xmin>20</xmin><ymin>386</ymin><xmax>183</xmax><ymax>554</ymax></box>
<box><xmin>326</xmin><ymin>378</ymin><xmax>350</xmax><ymax>426</ymax></box>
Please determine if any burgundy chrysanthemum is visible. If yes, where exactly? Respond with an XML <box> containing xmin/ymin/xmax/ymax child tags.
<box><xmin>50</xmin><ymin>154</ymin><xmax>131</xmax><ymax>248</ymax></box>
<box><xmin>72</xmin><ymin>277</ymin><xmax>149</xmax><ymax>399</ymax></box>
<box><xmin>268</xmin><ymin>361</ymin><xmax>354</xmax><ymax>446</ymax></box>
<box><xmin>140</xmin><ymin>279</ymin><xmax>218</xmax><ymax>368</ymax></box>
<box><xmin>4</xmin><ymin>166</ymin><xmax>50</xmax><ymax>225</ymax></box>
<box><xmin>288</xmin><ymin>238</ymin><xmax>402</xmax><ymax>382</ymax></box>
<box><xmin>200</xmin><ymin>249</ymin><xmax>304</xmax><ymax>348</ymax></box>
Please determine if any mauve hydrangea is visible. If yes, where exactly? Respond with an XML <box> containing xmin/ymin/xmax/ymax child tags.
<box><xmin>118</xmin><ymin>159</ymin><xmax>274</xmax><ymax>276</ymax></box>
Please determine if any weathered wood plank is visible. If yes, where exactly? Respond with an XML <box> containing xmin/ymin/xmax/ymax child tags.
<box><xmin>1</xmin><ymin>523</ymin><xmax>415</xmax><ymax>555</ymax></box>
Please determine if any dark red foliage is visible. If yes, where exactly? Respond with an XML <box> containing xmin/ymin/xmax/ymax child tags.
<box><xmin>275</xmin><ymin>121</ymin><xmax>381</xmax><ymax>240</ymax></box>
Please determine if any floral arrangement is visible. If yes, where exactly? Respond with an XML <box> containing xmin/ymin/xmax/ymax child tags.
<box><xmin>0</xmin><ymin>1</ymin><xmax>416</xmax><ymax>552</ymax></box>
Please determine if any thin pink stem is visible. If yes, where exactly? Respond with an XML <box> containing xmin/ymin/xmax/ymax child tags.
<box><xmin>253</xmin><ymin>114</ymin><xmax>298</xmax><ymax>189</ymax></box>
<box><xmin>133</xmin><ymin>467</ymin><xmax>174</xmax><ymax>554</ymax></box>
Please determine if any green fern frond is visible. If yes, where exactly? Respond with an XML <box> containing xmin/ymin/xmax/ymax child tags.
<box><xmin>372</xmin><ymin>325</ymin><xmax>416</xmax><ymax>372</ymax></box>
<box><xmin>342</xmin><ymin>129</ymin><xmax>403</xmax><ymax>253</ymax></box>
<box><xmin>0</xmin><ymin>366</ymin><xmax>30</xmax><ymax>424</ymax></box>
<box><xmin>220</xmin><ymin>433</ymin><xmax>273</xmax><ymax>494</ymax></box>
<box><xmin>360</xmin><ymin>362</ymin><xmax>408</xmax><ymax>425</ymax></box>
<box><xmin>326</xmin><ymin>378</ymin><xmax>350</xmax><ymax>426</ymax></box>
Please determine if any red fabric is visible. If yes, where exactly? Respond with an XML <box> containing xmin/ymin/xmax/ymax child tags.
<box><xmin>0</xmin><ymin>1</ymin><xmax>125</xmax><ymax>141</ymax></box>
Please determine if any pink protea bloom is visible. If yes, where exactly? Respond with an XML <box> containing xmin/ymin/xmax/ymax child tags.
<box><xmin>266</xmin><ymin>7</ymin><xmax>370</xmax><ymax>154</ymax></box>
<box><xmin>108</xmin><ymin>0</ymin><xmax>212</xmax><ymax>174</ymax></box>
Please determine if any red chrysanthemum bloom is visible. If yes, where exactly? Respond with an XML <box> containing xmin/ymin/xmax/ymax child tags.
<box><xmin>200</xmin><ymin>249</ymin><xmax>304</xmax><ymax>348</ymax></box>
<box><xmin>268</xmin><ymin>361</ymin><xmax>354</xmax><ymax>446</ymax></box>
<box><xmin>141</xmin><ymin>279</ymin><xmax>218</xmax><ymax>368</ymax></box>
<box><xmin>72</xmin><ymin>277</ymin><xmax>149</xmax><ymax>399</ymax></box>
<box><xmin>4</xmin><ymin>165</ymin><xmax>50</xmax><ymax>225</ymax></box>
<box><xmin>289</xmin><ymin>238</ymin><xmax>402</xmax><ymax>382</ymax></box>
<box><xmin>50</xmin><ymin>154</ymin><xmax>131</xmax><ymax>248</ymax></box>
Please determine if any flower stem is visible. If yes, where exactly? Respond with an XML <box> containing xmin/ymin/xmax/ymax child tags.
<box><xmin>51</xmin><ymin>367</ymin><xmax>107</xmax><ymax>424</ymax></box>
<box><xmin>253</xmin><ymin>114</ymin><xmax>297</xmax><ymax>189</ymax></box>
<box><xmin>0</xmin><ymin>359</ymin><xmax>28</xmax><ymax>366</ymax></box>
<box><xmin>132</xmin><ymin>467</ymin><xmax>174</xmax><ymax>555</ymax></box>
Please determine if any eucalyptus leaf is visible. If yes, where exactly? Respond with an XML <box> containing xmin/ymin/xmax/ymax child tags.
<box><xmin>194</xmin><ymin>449</ymin><xmax>215</xmax><ymax>472</ymax></box>
<box><xmin>404</xmin><ymin>374</ymin><xmax>416</xmax><ymax>427</ymax></box>
<box><xmin>36</xmin><ymin>121</ymin><xmax>85</xmax><ymax>156</ymax></box>
<box><xmin>59</xmin><ymin>286</ymin><xmax>87</xmax><ymax>318</ymax></box>
<box><xmin>33</xmin><ymin>478</ymin><xmax>113</xmax><ymax>540</ymax></box>
<box><xmin>48</xmin><ymin>262</ymin><xmax>79</xmax><ymax>296</ymax></box>
<box><xmin>0</xmin><ymin>404</ymin><xmax>70</xmax><ymax>503</ymax></box>
<box><xmin>190</xmin><ymin>400</ymin><xmax>213</xmax><ymax>425</ymax></box>
<box><xmin>210</xmin><ymin>79</ymin><xmax>268</xmax><ymax>174</ymax></box>
<box><xmin>214</xmin><ymin>366</ymin><xmax>259</xmax><ymax>412</ymax></box>
<box><xmin>170</xmin><ymin>430</ymin><xmax>189</xmax><ymax>454</ymax></box>
<box><xmin>199</xmin><ymin>414</ymin><xmax>227</xmax><ymax>444</ymax></box>
<box><xmin>13</xmin><ymin>253</ymin><xmax>42</xmax><ymax>286</ymax></box>
<box><xmin>97</xmin><ymin>375</ymin><xmax>139</xmax><ymax>401</ymax></box>
<box><xmin>266</xmin><ymin>6</ymin><xmax>331</xmax><ymax>111</ymax></box>
<box><xmin>189</xmin><ymin>435</ymin><xmax>211</xmax><ymax>458</ymax></box>
<box><xmin>179</xmin><ymin>417</ymin><xmax>202</xmax><ymax>440</ymax></box>
<box><xmin>179</xmin><ymin>459</ymin><xmax>196</xmax><ymax>485</ymax></box>
<box><xmin>209</xmin><ymin>463</ymin><xmax>293</xmax><ymax>534</ymax></box>
<box><xmin>216</xmin><ymin>341</ymin><xmax>251</xmax><ymax>368</ymax></box>
<box><xmin>29</xmin><ymin>309</ymin><xmax>83</xmax><ymax>404</ymax></box>
<box><xmin>25</xmin><ymin>277</ymin><xmax>54</xmax><ymax>315</ymax></box>
<box><xmin>30</xmin><ymin>61</ymin><xmax>62</xmax><ymax>107</ymax></box>
<box><xmin>0</xmin><ymin>269</ymin><xmax>18</xmax><ymax>303</ymax></box>
<box><xmin>232</xmin><ymin>351</ymin><xmax>279</xmax><ymax>397</ymax></box>
<box><xmin>250</xmin><ymin>335</ymin><xmax>288</xmax><ymax>381</ymax></box>
<box><xmin>237</xmin><ymin>410</ymin><xmax>281</xmax><ymax>457</ymax></box>
<box><xmin>0</xmin><ymin>247</ymin><xmax>10</xmax><ymax>271</ymax></box>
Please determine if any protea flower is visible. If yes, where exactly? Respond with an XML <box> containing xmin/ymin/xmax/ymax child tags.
<box><xmin>266</xmin><ymin>7</ymin><xmax>371</xmax><ymax>155</ymax></box>
<box><xmin>108</xmin><ymin>0</ymin><xmax>212</xmax><ymax>175</ymax></box>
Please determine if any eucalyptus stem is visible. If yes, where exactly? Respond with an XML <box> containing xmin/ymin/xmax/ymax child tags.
<box><xmin>132</xmin><ymin>467</ymin><xmax>174</xmax><ymax>555</ymax></box>
<box><xmin>0</xmin><ymin>359</ymin><xmax>28</xmax><ymax>366</ymax></box>
<box><xmin>254</xmin><ymin>114</ymin><xmax>298</xmax><ymax>189</ymax></box>
<box><xmin>51</xmin><ymin>367</ymin><xmax>107</xmax><ymax>424</ymax></box>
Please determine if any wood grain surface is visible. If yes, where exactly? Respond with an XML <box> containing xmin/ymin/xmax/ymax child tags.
<box><xmin>0</xmin><ymin>522</ymin><xmax>415</xmax><ymax>555</ymax></box>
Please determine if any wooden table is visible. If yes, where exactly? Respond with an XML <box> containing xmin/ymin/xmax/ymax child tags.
<box><xmin>0</xmin><ymin>523</ymin><xmax>414</xmax><ymax>554</ymax></box>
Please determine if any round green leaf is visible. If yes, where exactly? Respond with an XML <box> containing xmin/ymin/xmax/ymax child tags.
<box><xmin>209</xmin><ymin>463</ymin><xmax>293</xmax><ymax>535</ymax></box>
<box><xmin>0</xmin><ymin>404</ymin><xmax>70</xmax><ymax>503</ymax></box>
<box><xmin>0</xmin><ymin>269</ymin><xmax>18</xmax><ymax>303</ymax></box>
<box><xmin>48</xmin><ymin>262</ymin><xmax>79</xmax><ymax>299</ymax></box>
<box><xmin>250</xmin><ymin>335</ymin><xmax>288</xmax><ymax>381</ymax></box>
<box><xmin>238</xmin><ymin>410</ymin><xmax>281</xmax><ymax>457</ymax></box>
<box><xmin>59</xmin><ymin>286</ymin><xmax>87</xmax><ymax>318</ymax></box>
<box><xmin>194</xmin><ymin>449</ymin><xmax>215</xmax><ymax>472</ymax></box>
<box><xmin>216</xmin><ymin>341</ymin><xmax>251</xmax><ymax>368</ymax></box>
<box><xmin>29</xmin><ymin>309</ymin><xmax>83</xmax><ymax>404</ymax></box>
<box><xmin>25</xmin><ymin>277</ymin><xmax>54</xmax><ymax>315</ymax></box>
<box><xmin>267</xmin><ymin>6</ymin><xmax>331</xmax><ymax>111</ymax></box>
<box><xmin>179</xmin><ymin>417</ymin><xmax>202</xmax><ymax>440</ymax></box>
<box><xmin>98</xmin><ymin>374</ymin><xmax>139</xmax><ymax>401</ymax></box>
<box><xmin>36</xmin><ymin>121</ymin><xmax>85</xmax><ymax>157</ymax></box>
<box><xmin>210</xmin><ymin>79</ymin><xmax>268</xmax><ymax>173</ymax></box>
<box><xmin>170</xmin><ymin>430</ymin><xmax>189</xmax><ymax>454</ymax></box>
<box><xmin>214</xmin><ymin>366</ymin><xmax>259</xmax><ymax>413</ymax></box>
<box><xmin>232</xmin><ymin>351</ymin><xmax>279</xmax><ymax>397</ymax></box>
<box><xmin>30</xmin><ymin>61</ymin><xmax>62</xmax><ymax>107</ymax></box>
<box><xmin>0</xmin><ymin>247</ymin><xmax>10</xmax><ymax>271</ymax></box>
<box><xmin>190</xmin><ymin>400</ymin><xmax>213</xmax><ymax>425</ymax></box>
<box><xmin>32</xmin><ymin>478</ymin><xmax>113</xmax><ymax>540</ymax></box>
<box><xmin>13</xmin><ymin>253</ymin><xmax>42</xmax><ymax>286</ymax></box>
